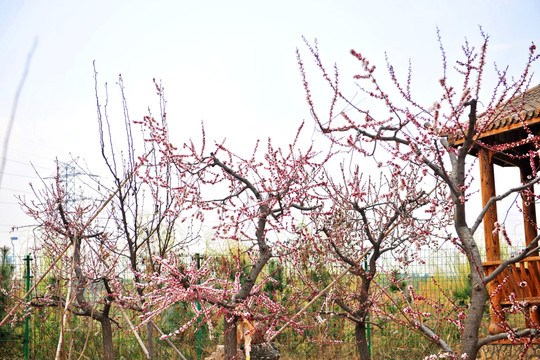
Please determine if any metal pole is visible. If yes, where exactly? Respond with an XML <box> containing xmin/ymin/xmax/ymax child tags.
<box><xmin>24</xmin><ymin>254</ymin><xmax>33</xmax><ymax>360</ymax></box>
<box><xmin>364</xmin><ymin>258</ymin><xmax>371</xmax><ymax>357</ymax></box>
<box><xmin>196</xmin><ymin>253</ymin><xmax>201</xmax><ymax>360</ymax></box>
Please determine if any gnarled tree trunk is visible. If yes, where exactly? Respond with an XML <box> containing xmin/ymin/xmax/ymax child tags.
<box><xmin>224</xmin><ymin>315</ymin><xmax>238</xmax><ymax>360</ymax></box>
<box><xmin>100</xmin><ymin>316</ymin><xmax>115</xmax><ymax>360</ymax></box>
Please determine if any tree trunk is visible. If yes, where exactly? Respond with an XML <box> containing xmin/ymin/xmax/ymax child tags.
<box><xmin>355</xmin><ymin>321</ymin><xmax>370</xmax><ymax>360</ymax></box>
<box><xmin>224</xmin><ymin>315</ymin><xmax>238</xmax><ymax>359</ymax></box>
<box><xmin>100</xmin><ymin>316</ymin><xmax>116</xmax><ymax>360</ymax></box>
<box><xmin>146</xmin><ymin>322</ymin><xmax>154</xmax><ymax>360</ymax></box>
<box><xmin>458</xmin><ymin>227</ymin><xmax>486</xmax><ymax>360</ymax></box>
<box><xmin>354</xmin><ymin>270</ymin><xmax>373</xmax><ymax>360</ymax></box>
<box><xmin>460</xmin><ymin>271</ymin><xmax>486</xmax><ymax>359</ymax></box>
<box><xmin>454</xmin><ymin>130</ymin><xmax>486</xmax><ymax>359</ymax></box>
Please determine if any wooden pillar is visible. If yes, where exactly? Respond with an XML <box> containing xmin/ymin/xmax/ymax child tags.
<box><xmin>520</xmin><ymin>165</ymin><xmax>540</xmax><ymax>326</ymax></box>
<box><xmin>520</xmin><ymin>165</ymin><xmax>538</xmax><ymax>253</ymax></box>
<box><xmin>479</xmin><ymin>148</ymin><xmax>504</xmax><ymax>334</ymax></box>
<box><xmin>479</xmin><ymin>148</ymin><xmax>500</xmax><ymax>261</ymax></box>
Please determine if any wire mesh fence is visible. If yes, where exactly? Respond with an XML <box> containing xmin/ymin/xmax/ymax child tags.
<box><xmin>0</xmin><ymin>246</ymin><xmax>492</xmax><ymax>360</ymax></box>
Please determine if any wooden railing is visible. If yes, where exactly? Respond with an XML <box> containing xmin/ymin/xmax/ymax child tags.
<box><xmin>483</xmin><ymin>256</ymin><xmax>540</xmax><ymax>306</ymax></box>
<box><xmin>483</xmin><ymin>256</ymin><xmax>540</xmax><ymax>335</ymax></box>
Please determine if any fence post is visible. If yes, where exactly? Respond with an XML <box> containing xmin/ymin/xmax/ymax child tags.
<box><xmin>364</xmin><ymin>257</ymin><xmax>371</xmax><ymax>357</ymax></box>
<box><xmin>24</xmin><ymin>254</ymin><xmax>33</xmax><ymax>360</ymax></box>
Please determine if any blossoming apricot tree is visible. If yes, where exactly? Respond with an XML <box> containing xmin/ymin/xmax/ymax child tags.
<box><xmin>299</xmin><ymin>160</ymin><xmax>449</xmax><ymax>359</ymax></box>
<box><xmin>133</xmin><ymin>111</ymin><xmax>326</xmax><ymax>358</ymax></box>
<box><xmin>299</xmin><ymin>30</ymin><xmax>539</xmax><ymax>359</ymax></box>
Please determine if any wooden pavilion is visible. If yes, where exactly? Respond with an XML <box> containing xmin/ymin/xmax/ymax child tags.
<box><xmin>456</xmin><ymin>84</ymin><xmax>540</xmax><ymax>334</ymax></box>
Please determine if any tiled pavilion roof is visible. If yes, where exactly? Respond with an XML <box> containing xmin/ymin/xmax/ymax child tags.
<box><xmin>477</xmin><ymin>84</ymin><xmax>540</xmax><ymax>138</ymax></box>
<box><xmin>453</xmin><ymin>84</ymin><xmax>540</xmax><ymax>167</ymax></box>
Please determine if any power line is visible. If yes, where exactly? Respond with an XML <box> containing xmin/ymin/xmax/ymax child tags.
<box><xmin>0</xmin><ymin>172</ymin><xmax>40</xmax><ymax>179</ymax></box>
<box><xmin>0</xmin><ymin>186</ymin><xmax>33</xmax><ymax>194</ymax></box>
<box><xmin>0</xmin><ymin>156</ymin><xmax>54</xmax><ymax>171</ymax></box>
<box><xmin>11</xmin><ymin>132</ymin><xmax>67</xmax><ymax>155</ymax></box>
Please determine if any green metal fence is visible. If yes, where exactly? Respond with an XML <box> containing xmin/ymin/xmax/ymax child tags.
<box><xmin>0</xmin><ymin>247</ymin><xmax>483</xmax><ymax>360</ymax></box>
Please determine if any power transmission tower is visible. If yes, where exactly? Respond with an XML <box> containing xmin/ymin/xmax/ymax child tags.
<box><xmin>48</xmin><ymin>158</ymin><xmax>98</xmax><ymax>211</ymax></box>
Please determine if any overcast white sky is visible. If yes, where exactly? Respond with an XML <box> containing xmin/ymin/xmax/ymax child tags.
<box><xmin>0</xmin><ymin>0</ymin><xmax>538</xmax><ymax>252</ymax></box>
